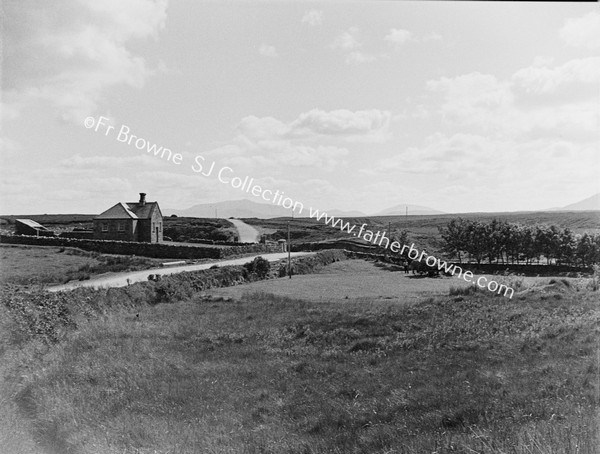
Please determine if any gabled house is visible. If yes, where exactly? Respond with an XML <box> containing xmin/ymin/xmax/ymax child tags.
<box><xmin>93</xmin><ymin>193</ymin><xmax>163</xmax><ymax>243</ymax></box>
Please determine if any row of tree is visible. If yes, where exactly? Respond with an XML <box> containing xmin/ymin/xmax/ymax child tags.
<box><xmin>438</xmin><ymin>218</ymin><xmax>600</xmax><ymax>267</ymax></box>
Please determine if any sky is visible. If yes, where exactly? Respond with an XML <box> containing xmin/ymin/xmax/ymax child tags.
<box><xmin>1</xmin><ymin>0</ymin><xmax>599</xmax><ymax>215</ymax></box>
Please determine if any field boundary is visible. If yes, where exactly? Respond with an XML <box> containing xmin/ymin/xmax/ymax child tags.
<box><xmin>0</xmin><ymin>234</ymin><xmax>280</xmax><ymax>260</ymax></box>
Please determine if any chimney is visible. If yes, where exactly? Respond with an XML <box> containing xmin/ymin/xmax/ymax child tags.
<box><xmin>139</xmin><ymin>193</ymin><xmax>146</xmax><ymax>206</ymax></box>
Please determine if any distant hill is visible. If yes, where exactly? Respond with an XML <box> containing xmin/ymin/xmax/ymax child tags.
<box><xmin>166</xmin><ymin>199</ymin><xmax>443</xmax><ymax>219</ymax></box>
<box><xmin>325</xmin><ymin>209</ymin><xmax>367</xmax><ymax>217</ymax></box>
<box><xmin>561</xmin><ymin>193</ymin><xmax>600</xmax><ymax>211</ymax></box>
<box><xmin>374</xmin><ymin>204</ymin><xmax>444</xmax><ymax>216</ymax></box>
<box><xmin>166</xmin><ymin>199</ymin><xmax>302</xmax><ymax>219</ymax></box>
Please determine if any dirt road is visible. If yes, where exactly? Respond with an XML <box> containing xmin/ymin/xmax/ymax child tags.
<box><xmin>47</xmin><ymin>251</ymin><xmax>312</xmax><ymax>292</ymax></box>
<box><xmin>229</xmin><ymin>218</ymin><xmax>260</xmax><ymax>243</ymax></box>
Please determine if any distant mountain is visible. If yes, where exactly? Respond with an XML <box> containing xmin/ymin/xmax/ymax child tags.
<box><xmin>166</xmin><ymin>199</ymin><xmax>443</xmax><ymax>219</ymax></box>
<box><xmin>325</xmin><ymin>209</ymin><xmax>367</xmax><ymax>217</ymax></box>
<box><xmin>561</xmin><ymin>193</ymin><xmax>600</xmax><ymax>211</ymax></box>
<box><xmin>374</xmin><ymin>203</ymin><xmax>445</xmax><ymax>216</ymax></box>
<box><xmin>166</xmin><ymin>199</ymin><xmax>304</xmax><ymax>219</ymax></box>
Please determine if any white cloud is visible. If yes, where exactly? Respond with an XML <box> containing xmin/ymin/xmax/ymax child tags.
<box><xmin>363</xmin><ymin>133</ymin><xmax>598</xmax><ymax>212</ymax></box>
<box><xmin>331</xmin><ymin>27</ymin><xmax>389</xmax><ymax>64</ymax></box>
<box><xmin>560</xmin><ymin>11</ymin><xmax>600</xmax><ymax>50</ymax></box>
<box><xmin>512</xmin><ymin>57</ymin><xmax>600</xmax><ymax>94</ymax></box>
<box><xmin>426</xmin><ymin>61</ymin><xmax>599</xmax><ymax>141</ymax></box>
<box><xmin>331</xmin><ymin>27</ymin><xmax>361</xmax><ymax>51</ymax></box>
<box><xmin>237</xmin><ymin>109</ymin><xmax>391</xmax><ymax>143</ymax></box>
<box><xmin>384</xmin><ymin>28</ymin><xmax>413</xmax><ymax>45</ymax></box>
<box><xmin>289</xmin><ymin>109</ymin><xmax>391</xmax><ymax>141</ymax></box>
<box><xmin>301</xmin><ymin>9</ymin><xmax>323</xmax><ymax>27</ymax></box>
<box><xmin>237</xmin><ymin>116</ymin><xmax>289</xmax><ymax>140</ymax></box>
<box><xmin>2</xmin><ymin>0</ymin><xmax>168</xmax><ymax>124</ymax></box>
<box><xmin>259</xmin><ymin>44</ymin><xmax>278</xmax><ymax>58</ymax></box>
<box><xmin>427</xmin><ymin>72</ymin><xmax>514</xmax><ymax>134</ymax></box>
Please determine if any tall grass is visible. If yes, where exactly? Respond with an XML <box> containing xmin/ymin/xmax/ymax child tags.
<box><xmin>1</xmin><ymin>279</ymin><xmax>598</xmax><ymax>453</ymax></box>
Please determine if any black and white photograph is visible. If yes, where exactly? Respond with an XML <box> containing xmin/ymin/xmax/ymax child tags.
<box><xmin>1</xmin><ymin>0</ymin><xmax>599</xmax><ymax>452</ymax></box>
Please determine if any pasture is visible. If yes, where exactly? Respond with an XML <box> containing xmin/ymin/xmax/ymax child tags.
<box><xmin>1</xmin><ymin>256</ymin><xmax>598</xmax><ymax>453</ymax></box>
<box><xmin>208</xmin><ymin>259</ymin><xmax>474</xmax><ymax>303</ymax></box>
<box><xmin>0</xmin><ymin>244</ymin><xmax>163</xmax><ymax>286</ymax></box>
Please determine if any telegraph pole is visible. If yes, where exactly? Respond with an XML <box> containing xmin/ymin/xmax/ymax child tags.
<box><xmin>287</xmin><ymin>219</ymin><xmax>292</xmax><ymax>279</ymax></box>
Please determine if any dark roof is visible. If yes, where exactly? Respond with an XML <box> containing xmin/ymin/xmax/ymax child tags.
<box><xmin>125</xmin><ymin>202</ymin><xmax>160</xmax><ymax>219</ymax></box>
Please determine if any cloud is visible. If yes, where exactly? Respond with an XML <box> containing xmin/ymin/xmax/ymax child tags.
<box><xmin>426</xmin><ymin>60</ymin><xmax>599</xmax><ymax>141</ymax></box>
<box><xmin>384</xmin><ymin>28</ymin><xmax>413</xmax><ymax>45</ymax></box>
<box><xmin>237</xmin><ymin>109</ymin><xmax>391</xmax><ymax>143</ymax></box>
<box><xmin>2</xmin><ymin>0</ymin><xmax>168</xmax><ymax>123</ymax></box>
<box><xmin>362</xmin><ymin>133</ymin><xmax>598</xmax><ymax>212</ymax></box>
<box><xmin>512</xmin><ymin>57</ymin><xmax>600</xmax><ymax>95</ymax></box>
<box><xmin>289</xmin><ymin>109</ymin><xmax>391</xmax><ymax>141</ymax></box>
<box><xmin>427</xmin><ymin>72</ymin><xmax>514</xmax><ymax>133</ymax></box>
<box><xmin>560</xmin><ymin>11</ymin><xmax>600</xmax><ymax>50</ymax></box>
<box><xmin>331</xmin><ymin>27</ymin><xmax>393</xmax><ymax>64</ymax></box>
<box><xmin>301</xmin><ymin>9</ymin><xmax>323</xmax><ymax>27</ymax></box>
<box><xmin>258</xmin><ymin>44</ymin><xmax>278</xmax><ymax>58</ymax></box>
<box><xmin>331</xmin><ymin>27</ymin><xmax>361</xmax><ymax>51</ymax></box>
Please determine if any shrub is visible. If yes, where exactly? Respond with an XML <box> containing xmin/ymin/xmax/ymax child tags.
<box><xmin>243</xmin><ymin>256</ymin><xmax>271</xmax><ymax>280</ymax></box>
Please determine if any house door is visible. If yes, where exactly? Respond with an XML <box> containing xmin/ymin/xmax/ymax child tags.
<box><xmin>156</xmin><ymin>226</ymin><xmax>159</xmax><ymax>242</ymax></box>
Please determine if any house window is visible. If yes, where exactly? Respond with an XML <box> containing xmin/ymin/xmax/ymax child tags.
<box><xmin>118</xmin><ymin>222</ymin><xmax>125</xmax><ymax>232</ymax></box>
<box><xmin>101</xmin><ymin>223</ymin><xmax>108</xmax><ymax>232</ymax></box>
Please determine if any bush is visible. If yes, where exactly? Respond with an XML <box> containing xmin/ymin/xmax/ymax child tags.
<box><xmin>243</xmin><ymin>256</ymin><xmax>271</xmax><ymax>280</ymax></box>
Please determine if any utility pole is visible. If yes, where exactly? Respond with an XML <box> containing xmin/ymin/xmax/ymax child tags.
<box><xmin>287</xmin><ymin>220</ymin><xmax>292</xmax><ymax>279</ymax></box>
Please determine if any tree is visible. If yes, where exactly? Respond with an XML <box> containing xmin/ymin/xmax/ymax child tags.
<box><xmin>438</xmin><ymin>218</ymin><xmax>468</xmax><ymax>263</ymax></box>
<box><xmin>557</xmin><ymin>228</ymin><xmax>576</xmax><ymax>266</ymax></box>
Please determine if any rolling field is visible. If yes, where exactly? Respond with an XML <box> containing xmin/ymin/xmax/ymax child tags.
<box><xmin>207</xmin><ymin>259</ymin><xmax>472</xmax><ymax>304</ymax></box>
<box><xmin>0</xmin><ymin>245</ymin><xmax>163</xmax><ymax>286</ymax></box>
<box><xmin>1</xmin><ymin>256</ymin><xmax>598</xmax><ymax>453</ymax></box>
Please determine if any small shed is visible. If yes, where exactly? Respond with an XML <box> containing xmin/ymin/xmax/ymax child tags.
<box><xmin>15</xmin><ymin>219</ymin><xmax>55</xmax><ymax>237</ymax></box>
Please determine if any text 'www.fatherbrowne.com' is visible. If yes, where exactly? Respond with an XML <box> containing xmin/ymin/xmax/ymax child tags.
<box><xmin>83</xmin><ymin>116</ymin><xmax>514</xmax><ymax>299</ymax></box>
<box><xmin>306</xmin><ymin>208</ymin><xmax>514</xmax><ymax>298</ymax></box>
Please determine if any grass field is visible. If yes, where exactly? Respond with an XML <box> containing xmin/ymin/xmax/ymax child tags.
<box><xmin>0</xmin><ymin>245</ymin><xmax>163</xmax><ymax>286</ymax></box>
<box><xmin>1</xmin><ymin>258</ymin><xmax>598</xmax><ymax>453</ymax></box>
<box><xmin>208</xmin><ymin>259</ymin><xmax>474</xmax><ymax>304</ymax></box>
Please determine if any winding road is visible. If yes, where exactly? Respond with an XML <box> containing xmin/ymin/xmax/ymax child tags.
<box><xmin>229</xmin><ymin>218</ymin><xmax>260</xmax><ymax>243</ymax></box>
<box><xmin>47</xmin><ymin>251</ymin><xmax>311</xmax><ymax>292</ymax></box>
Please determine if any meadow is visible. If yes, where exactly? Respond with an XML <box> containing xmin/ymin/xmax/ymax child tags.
<box><xmin>1</xmin><ymin>252</ymin><xmax>598</xmax><ymax>454</ymax></box>
<box><xmin>0</xmin><ymin>245</ymin><xmax>163</xmax><ymax>286</ymax></box>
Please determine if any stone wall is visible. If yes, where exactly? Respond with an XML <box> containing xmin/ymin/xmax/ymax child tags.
<box><xmin>0</xmin><ymin>234</ymin><xmax>281</xmax><ymax>259</ymax></box>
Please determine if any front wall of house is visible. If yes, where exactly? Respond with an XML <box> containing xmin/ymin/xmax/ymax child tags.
<box><xmin>93</xmin><ymin>219</ymin><xmax>137</xmax><ymax>242</ymax></box>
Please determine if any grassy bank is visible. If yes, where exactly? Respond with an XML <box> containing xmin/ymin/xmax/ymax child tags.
<box><xmin>0</xmin><ymin>245</ymin><xmax>162</xmax><ymax>286</ymax></box>
<box><xmin>1</xmin><ymin>266</ymin><xmax>598</xmax><ymax>453</ymax></box>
